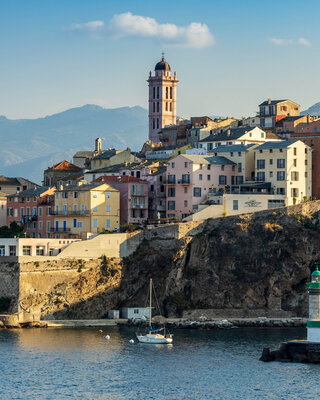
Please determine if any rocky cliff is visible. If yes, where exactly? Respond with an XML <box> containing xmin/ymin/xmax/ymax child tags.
<box><xmin>2</xmin><ymin>202</ymin><xmax>320</xmax><ymax>320</ymax></box>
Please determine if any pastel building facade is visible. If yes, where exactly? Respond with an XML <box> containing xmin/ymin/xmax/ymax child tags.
<box><xmin>165</xmin><ymin>154</ymin><xmax>236</xmax><ymax>219</ymax></box>
<box><xmin>258</xmin><ymin>99</ymin><xmax>300</xmax><ymax>129</ymax></box>
<box><xmin>7</xmin><ymin>187</ymin><xmax>55</xmax><ymax>238</ymax></box>
<box><xmin>148</xmin><ymin>56</ymin><xmax>178</xmax><ymax>143</ymax></box>
<box><xmin>253</xmin><ymin>140</ymin><xmax>312</xmax><ymax>205</ymax></box>
<box><xmin>54</xmin><ymin>183</ymin><xmax>120</xmax><ymax>238</ymax></box>
<box><xmin>92</xmin><ymin>176</ymin><xmax>149</xmax><ymax>225</ymax></box>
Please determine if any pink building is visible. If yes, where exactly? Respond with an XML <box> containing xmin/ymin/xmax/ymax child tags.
<box><xmin>165</xmin><ymin>154</ymin><xmax>237</xmax><ymax>219</ymax></box>
<box><xmin>91</xmin><ymin>176</ymin><xmax>149</xmax><ymax>226</ymax></box>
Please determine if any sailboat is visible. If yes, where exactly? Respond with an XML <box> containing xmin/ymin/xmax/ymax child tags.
<box><xmin>136</xmin><ymin>279</ymin><xmax>173</xmax><ymax>344</ymax></box>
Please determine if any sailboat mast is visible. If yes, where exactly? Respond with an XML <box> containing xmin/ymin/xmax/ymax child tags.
<box><xmin>149</xmin><ymin>278</ymin><xmax>152</xmax><ymax>329</ymax></box>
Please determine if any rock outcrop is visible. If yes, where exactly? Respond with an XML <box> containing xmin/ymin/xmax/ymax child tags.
<box><xmin>2</xmin><ymin>201</ymin><xmax>320</xmax><ymax>320</ymax></box>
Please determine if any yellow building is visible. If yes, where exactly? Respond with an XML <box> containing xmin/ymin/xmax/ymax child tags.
<box><xmin>254</xmin><ymin>140</ymin><xmax>312</xmax><ymax>205</ymax></box>
<box><xmin>53</xmin><ymin>182</ymin><xmax>120</xmax><ymax>239</ymax></box>
<box><xmin>90</xmin><ymin>148</ymin><xmax>140</xmax><ymax>171</ymax></box>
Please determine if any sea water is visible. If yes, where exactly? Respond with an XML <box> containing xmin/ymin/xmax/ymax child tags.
<box><xmin>0</xmin><ymin>327</ymin><xmax>319</xmax><ymax>399</ymax></box>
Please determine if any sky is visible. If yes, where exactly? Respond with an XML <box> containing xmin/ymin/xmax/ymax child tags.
<box><xmin>0</xmin><ymin>0</ymin><xmax>320</xmax><ymax>119</ymax></box>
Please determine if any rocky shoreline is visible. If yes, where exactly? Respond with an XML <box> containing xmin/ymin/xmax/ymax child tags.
<box><xmin>126</xmin><ymin>317</ymin><xmax>307</xmax><ymax>329</ymax></box>
<box><xmin>260</xmin><ymin>341</ymin><xmax>320</xmax><ymax>363</ymax></box>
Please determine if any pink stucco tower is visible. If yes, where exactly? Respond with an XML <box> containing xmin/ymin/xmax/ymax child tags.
<box><xmin>147</xmin><ymin>54</ymin><xmax>178</xmax><ymax>143</ymax></box>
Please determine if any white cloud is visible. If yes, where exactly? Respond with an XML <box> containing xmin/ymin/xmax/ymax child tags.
<box><xmin>68</xmin><ymin>12</ymin><xmax>214</xmax><ymax>48</ymax></box>
<box><xmin>269</xmin><ymin>38</ymin><xmax>293</xmax><ymax>46</ymax></box>
<box><xmin>109</xmin><ymin>12</ymin><xmax>214</xmax><ymax>48</ymax></box>
<box><xmin>269</xmin><ymin>37</ymin><xmax>311</xmax><ymax>47</ymax></box>
<box><xmin>298</xmin><ymin>37</ymin><xmax>311</xmax><ymax>47</ymax></box>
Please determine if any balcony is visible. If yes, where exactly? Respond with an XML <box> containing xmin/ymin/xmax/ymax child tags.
<box><xmin>178</xmin><ymin>178</ymin><xmax>190</xmax><ymax>185</ymax></box>
<box><xmin>50</xmin><ymin>227</ymin><xmax>71</xmax><ymax>233</ymax></box>
<box><xmin>51</xmin><ymin>210</ymin><xmax>90</xmax><ymax>216</ymax></box>
<box><xmin>131</xmin><ymin>204</ymin><xmax>147</xmax><ymax>209</ymax></box>
<box><xmin>21</xmin><ymin>215</ymin><xmax>38</xmax><ymax>222</ymax></box>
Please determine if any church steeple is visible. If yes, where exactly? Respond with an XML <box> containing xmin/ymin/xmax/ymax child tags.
<box><xmin>147</xmin><ymin>54</ymin><xmax>178</xmax><ymax>143</ymax></box>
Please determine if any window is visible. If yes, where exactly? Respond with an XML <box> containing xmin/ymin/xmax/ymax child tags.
<box><xmin>23</xmin><ymin>246</ymin><xmax>31</xmax><ymax>256</ymax></box>
<box><xmin>219</xmin><ymin>176</ymin><xmax>227</xmax><ymax>185</ymax></box>
<box><xmin>199</xmin><ymin>174</ymin><xmax>203</xmax><ymax>181</ymax></box>
<box><xmin>93</xmin><ymin>218</ymin><xmax>98</xmax><ymax>229</ymax></box>
<box><xmin>20</xmin><ymin>207</ymin><xmax>24</xmax><ymax>217</ymax></box>
<box><xmin>280</xmin><ymin>148</ymin><xmax>283</xmax><ymax>152</ymax></box>
<box><xmin>47</xmin><ymin>221</ymin><xmax>50</xmax><ymax>232</ymax></box>
<box><xmin>78</xmin><ymin>221</ymin><xmax>83</xmax><ymax>228</ymax></box>
<box><xmin>277</xmin><ymin>159</ymin><xmax>285</xmax><ymax>168</ymax></box>
<box><xmin>221</xmin><ymin>165</ymin><xmax>225</xmax><ymax>171</ymax></box>
<box><xmin>157</xmin><ymin>119</ymin><xmax>159</xmax><ymax>129</ymax></box>
<box><xmin>106</xmin><ymin>205</ymin><xmax>110</xmax><ymax>212</ymax></box>
<box><xmin>62</xmin><ymin>191</ymin><xmax>68</xmax><ymax>199</ymax></box>
<box><xmin>277</xmin><ymin>171</ymin><xmax>285</xmax><ymax>181</ymax></box>
<box><xmin>168</xmin><ymin>201</ymin><xmax>175</xmax><ymax>210</ymax></box>
<box><xmin>193</xmin><ymin>187</ymin><xmax>202</xmax><ymax>197</ymax></box>
<box><xmin>269</xmin><ymin>149</ymin><xmax>273</xmax><ymax>153</ymax></box>
<box><xmin>291</xmin><ymin>188</ymin><xmax>298</xmax><ymax>198</ymax></box>
<box><xmin>36</xmin><ymin>246</ymin><xmax>45</xmax><ymax>256</ymax></box>
<box><xmin>157</xmin><ymin>102</ymin><xmax>159</xmax><ymax>112</ymax></box>
<box><xmin>293</xmin><ymin>159</ymin><xmax>297</xmax><ymax>167</ymax></box>
<box><xmin>73</xmin><ymin>218</ymin><xmax>77</xmax><ymax>228</ymax></box>
<box><xmin>74</xmin><ymin>192</ymin><xmax>78</xmax><ymax>198</ymax></box>
<box><xmin>106</xmin><ymin>219</ymin><xmax>110</xmax><ymax>229</ymax></box>
<box><xmin>257</xmin><ymin>160</ymin><xmax>265</xmax><ymax>169</ymax></box>
<box><xmin>170</xmin><ymin>87</ymin><xmax>172</xmax><ymax>99</ymax></box>
<box><xmin>166</xmin><ymin>87</ymin><xmax>168</xmax><ymax>99</ymax></box>
<box><xmin>184</xmin><ymin>187</ymin><xmax>188</xmax><ymax>193</ymax></box>
<box><xmin>93</xmin><ymin>205</ymin><xmax>98</xmax><ymax>212</ymax></box>
<box><xmin>14</xmin><ymin>209</ymin><xmax>18</xmax><ymax>217</ymax></box>
<box><xmin>233</xmin><ymin>200</ymin><xmax>238</xmax><ymax>210</ymax></box>
<box><xmin>157</xmin><ymin>87</ymin><xmax>159</xmax><ymax>99</ymax></box>
<box><xmin>73</xmin><ymin>204</ymin><xmax>77</xmax><ymax>212</ymax></box>
<box><xmin>39</xmin><ymin>221</ymin><xmax>42</xmax><ymax>230</ymax></box>
<box><xmin>277</xmin><ymin>188</ymin><xmax>285</xmax><ymax>195</ymax></box>
<box><xmin>106</xmin><ymin>192</ymin><xmax>111</xmax><ymax>199</ymax></box>
<box><xmin>270</xmin><ymin>159</ymin><xmax>273</xmax><ymax>165</ymax></box>
<box><xmin>305</xmin><ymin>172</ymin><xmax>308</xmax><ymax>178</ymax></box>
<box><xmin>140</xmin><ymin>185</ymin><xmax>144</xmax><ymax>195</ymax></box>
<box><xmin>207</xmin><ymin>164</ymin><xmax>211</xmax><ymax>170</ymax></box>
<box><xmin>93</xmin><ymin>191</ymin><xmax>98</xmax><ymax>198</ymax></box>
<box><xmin>38</xmin><ymin>207</ymin><xmax>42</xmax><ymax>217</ymax></box>
<box><xmin>256</xmin><ymin>172</ymin><xmax>265</xmax><ymax>181</ymax></box>
<box><xmin>293</xmin><ymin>147</ymin><xmax>297</xmax><ymax>156</ymax></box>
<box><xmin>26</xmin><ymin>196</ymin><xmax>30</xmax><ymax>202</ymax></box>
<box><xmin>200</xmin><ymin>164</ymin><xmax>203</xmax><ymax>170</ymax></box>
<box><xmin>153</xmin><ymin>102</ymin><xmax>155</xmax><ymax>112</ymax></box>
<box><xmin>171</xmin><ymin>162</ymin><xmax>175</xmax><ymax>168</ymax></box>
<box><xmin>153</xmin><ymin>87</ymin><xmax>155</xmax><ymax>99</ymax></box>
<box><xmin>0</xmin><ymin>246</ymin><xmax>5</xmax><ymax>256</ymax></box>
<box><xmin>184</xmin><ymin>200</ymin><xmax>188</xmax><ymax>207</ymax></box>
<box><xmin>291</xmin><ymin>171</ymin><xmax>299</xmax><ymax>181</ymax></box>
<box><xmin>270</xmin><ymin>171</ymin><xmax>273</xmax><ymax>177</ymax></box>
<box><xmin>9</xmin><ymin>246</ymin><xmax>16</xmax><ymax>256</ymax></box>
<box><xmin>167</xmin><ymin>175</ymin><xmax>176</xmax><ymax>184</ymax></box>
<box><xmin>305</xmin><ymin>159</ymin><xmax>308</xmax><ymax>165</ymax></box>
<box><xmin>81</xmin><ymin>204</ymin><xmax>85</xmax><ymax>215</ymax></box>
<box><xmin>55</xmin><ymin>205</ymin><xmax>59</xmax><ymax>214</ymax></box>
<box><xmin>168</xmin><ymin>187</ymin><xmax>175</xmax><ymax>197</ymax></box>
<box><xmin>153</xmin><ymin>118</ymin><xmax>155</xmax><ymax>129</ymax></box>
<box><xmin>207</xmin><ymin>175</ymin><xmax>211</xmax><ymax>181</ymax></box>
<box><xmin>230</xmin><ymin>152</ymin><xmax>233</xmax><ymax>157</ymax></box>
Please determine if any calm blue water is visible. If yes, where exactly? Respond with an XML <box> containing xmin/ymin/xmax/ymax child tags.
<box><xmin>0</xmin><ymin>327</ymin><xmax>319</xmax><ymax>399</ymax></box>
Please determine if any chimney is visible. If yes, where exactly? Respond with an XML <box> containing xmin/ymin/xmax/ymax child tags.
<box><xmin>268</xmin><ymin>98</ymin><xmax>271</xmax><ymax>105</ymax></box>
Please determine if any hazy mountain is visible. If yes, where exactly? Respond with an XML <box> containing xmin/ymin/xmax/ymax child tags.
<box><xmin>301</xmin><ymin>102</ymin><xmax>320</xmax><ymax>116</ymax></box>
<box><xmin>0</xmin><ymin>105</ymin><xmax>148</xmax><ymax>183</ymax></box>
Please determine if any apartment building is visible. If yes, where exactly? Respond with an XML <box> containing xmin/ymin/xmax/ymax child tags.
<box><xmin>165</xmin><ymin>154</ymin><xmax>236</xmax><ymax>219</ymax></box>
<box><xmin>7</xmin><ymin>187</ymin><xmax>55</xmax><ymax>238</ymax></box>
<box><xmin>43</xmin><ymin>160</ymin><xmax>83</xmax><ymax>187</ymax></box>
<box><xmin>258</xmin><ymin>99</ymin><xmax>300</xmax><ymax>129</ymax></box>
<box><xmin>89</xmin><ymin>148</ymin><xmax>140</xmax><ymax>171</ymax></box>
<box><xmin>211</xmin><ymin>144</ymin><xmax>257</xmax><ymax>183</ymax></box>
<box><xmin>53</xmin><ymin>183</ymin><xmax>120</xmax><ymax>238</ymax></box>
<box><xmin>253</xmin><ymin>140</ymin><xmax>312</xmax><ymax>205</ymax></box>
<box><xmin>0</xmin><ymin>176</ymin><xmax>39</xmax><ymax>195</ymax></box>
<box><xmin>197</xmin><ymin>127</ymin><xmax>279</xmax><ymax>152</ymax></box>
<box><xmin>91</xmin><ymin>176</ymin><xmax>148</xmax><ymax>225</ymax></box>
<box><xmin>291</xmin><ymin>119</ymin><xmax>320</xmax><ymax>198</ymax></box>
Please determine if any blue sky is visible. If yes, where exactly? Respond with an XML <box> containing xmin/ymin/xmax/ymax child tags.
<box><xmin>0</xmin><ymin>0</ymin><xmax>319</xmax><ymax>119</ymax></box>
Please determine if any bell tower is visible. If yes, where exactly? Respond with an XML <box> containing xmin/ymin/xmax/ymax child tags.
<box><xmin>147</xmin><ymin>54</ymin><xmax>178</xmax><ymax>143</ymax></box>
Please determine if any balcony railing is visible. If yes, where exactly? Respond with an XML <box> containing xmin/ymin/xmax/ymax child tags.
<box><xmin>50</xmin><ymin>227</ymin><xmax>71</xmax><ymax>233</ymax></box>
<box><xmin>177</xmin><ymin>178</ymin><xmax>190</xmax><ymax>185</ymax></box>
<box><xmin>131</xmin><ymin>204</ymin><xmax>147</xmax><ymax>209</ymax></box>
<box><xmin>51</xmin><ymin>210</ymin><xmax>90</xmax><ymax>216</ymax></box>
<box><xmin>21</xmin><ymin>215</ymin><xmax>38</xmax><ymax>222</ymax></box>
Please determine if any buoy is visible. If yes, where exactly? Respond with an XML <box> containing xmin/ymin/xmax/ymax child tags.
<box><xmin>105</xmin><ymin>335</ymin><xmax>110</xmax><ymax>340</ymax></box>
<box><xmin>129</xmin><ymin>339</ymin><xmax>134</xmax><ymax>344</ymax></box>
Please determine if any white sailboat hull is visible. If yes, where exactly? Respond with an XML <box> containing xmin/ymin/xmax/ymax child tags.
<box><xmin>137</xmin><ymin>334</ymin><xmax>173</xmax><ymax>344</ymax></box>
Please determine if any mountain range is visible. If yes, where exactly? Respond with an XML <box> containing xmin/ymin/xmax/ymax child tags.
<box><xmin>0</xmin><ymin>105</ymin><xmax>148</xmax><ymax>184</ymax></box>
<box><xmin>301</xmin><ymin>102</ymin><xmax>320</xmax><ymax>116</ymax></box>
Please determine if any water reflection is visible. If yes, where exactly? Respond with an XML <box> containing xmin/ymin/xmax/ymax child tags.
<box><xmin>0</xmin><ymin>327</ymin><xmax>319</xmax><ymax>400</ymax></box>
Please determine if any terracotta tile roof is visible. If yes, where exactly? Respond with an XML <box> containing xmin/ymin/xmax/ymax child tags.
<box><xmin>46</xmin><ymin>160</ymin><xmax>82</xmax><ymax>172</ymax></box>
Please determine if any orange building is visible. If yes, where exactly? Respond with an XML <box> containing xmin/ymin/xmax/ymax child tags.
<box><xmin>291</xmin><ymin>119</ymin><xmax>320</xmax><ymax>198</ymax></box>
<box><xmin>258</xmin><ymin>99</ymin><xmax>300</xmax><ymax>129</ymax></box>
